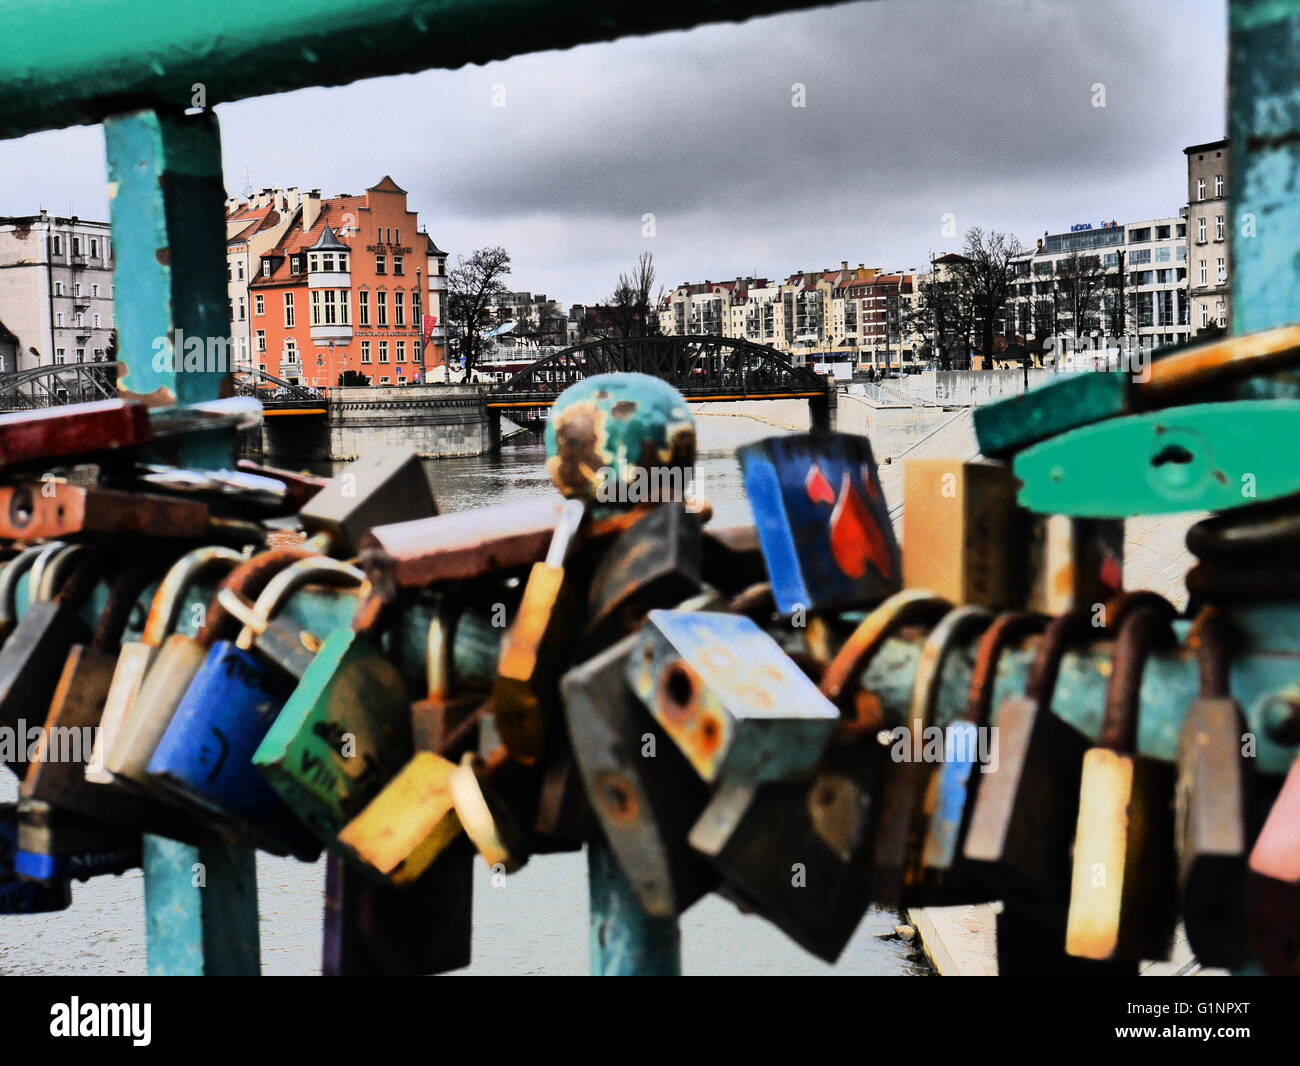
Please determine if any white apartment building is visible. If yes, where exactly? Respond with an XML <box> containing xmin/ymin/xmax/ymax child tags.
<box><xmin>0</xmin><ymin>213</ymin><xmax>116</xmax><ymax>373</ymax></box>
<box><xmin>1003</xmin><ymin>216</ymin><xmax>1190</xmax><ymax>360</ymax></box>
<box><xmin>1184</xmin><ymin>139</ymin><xmax>1230</xmax><ymax>333</ymax></box>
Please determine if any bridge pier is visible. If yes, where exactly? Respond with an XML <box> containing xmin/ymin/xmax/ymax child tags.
<box><xmin>809</xmin><ymin>384</ymin><xmax>836</xmax><ymax>433</ymax></box>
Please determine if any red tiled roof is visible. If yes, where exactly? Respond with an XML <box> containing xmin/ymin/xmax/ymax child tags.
<box><xmin>249</xmin><ymin>197</ymin><xmax>366</xmax><ymax>286</ymax></box>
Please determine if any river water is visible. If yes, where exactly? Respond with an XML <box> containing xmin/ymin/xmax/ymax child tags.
<box><xmin>0</xmin><ymin>414</ymin><xmax>927</xmax><ymax>976</ymax></box>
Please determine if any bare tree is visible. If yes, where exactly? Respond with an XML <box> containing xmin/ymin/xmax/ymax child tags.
<box><xmin>608</xmin><ymin>252</ymin><xmax>661</xmax><ymax>339</ymax></box>
<box><xmin>906</xmin><ymin>268</ymin><xmax>975</xmax><ymax>370</ymax></box>
<box><xmin>446</xmin><ymin>246</ymin><xmax>512</xmax><ymax>374</ymax></box>
<box><xmin>1055</xmin><ymin>249</ymin><xmax>1108</xmax><ymax>355</ymax></box>
<box><xmin>950</xmin><ymin>228</ymin><xmax>1023</xmax><ymax>368</ymax></box>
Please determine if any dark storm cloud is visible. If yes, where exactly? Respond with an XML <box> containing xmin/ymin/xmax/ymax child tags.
<box><xmin>0</xmin><ymin>0</ymin><xmax>1225</xmax><ymax>303</ymax></box>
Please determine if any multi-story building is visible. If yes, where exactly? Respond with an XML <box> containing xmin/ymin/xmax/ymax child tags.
<box><xmin>0</xmin><ymin>212</ymin><xmax>116</xmax><ymax>373</ymax></box>
<box><xmin>247</xmin><ymin>176</ymin><xmax>448</xmax><ymax>388</ymax></box>
<box><xmin>486</xmin><ymin>290</ymin><xmax>567</xmax><ymax>346</ymax></box>
<box><xmin>226</xmin><ymin>188</ymin><xmax>320</xmax><ymax>371</ymax></box>
<box><xmin>1002</xmin><ymin>216</ymin><xmax>1189</xmax><ymax>362</ymax></box>
<box><xmin>1184</xmin><ymin>138</ymin><xmax>1230</xmax><ymax>334</ymax></box>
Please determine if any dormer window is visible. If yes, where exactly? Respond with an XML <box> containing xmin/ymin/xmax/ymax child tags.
<box><xmin>261</xmin><ymin>259</ymin><xmax>272</xmax><ymax>277</ymax></box>
<box><xmin>291</xmin><ymin>255</ymin><xmax>303</xmax><ymax>273</ymax></box>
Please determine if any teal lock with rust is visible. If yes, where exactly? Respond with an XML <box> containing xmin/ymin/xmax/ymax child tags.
<box><xmin>975</xmin><ymin>371</ymin><xmax>1132</xmax><ymax>459</ymax></box>
<box><xmin>1013</xmin><ymin>400</ymin><xmax>1300</xmax><ymax>517</ymax></box>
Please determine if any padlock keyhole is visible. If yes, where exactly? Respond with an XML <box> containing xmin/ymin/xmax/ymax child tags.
<box><xmin>1151</xmin><ymin>443</ymin><xmax>1194</xmax><ymax>467</ymax></box>
<box><xmin>664</xmin><ymin>663</ymin><xmax>693</xmax><ymax>708</ymax></box>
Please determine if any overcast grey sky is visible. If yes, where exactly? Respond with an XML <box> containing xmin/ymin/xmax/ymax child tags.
<box><xmin>1</xmin><ymin>0</ymin><xmax>1226</xmax><ymax>305</ymax></box>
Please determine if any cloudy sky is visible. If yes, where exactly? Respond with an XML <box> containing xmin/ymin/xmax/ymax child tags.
<box><xmin>1</xmin><ymin>0</ymin><xmax>1226</xmax><ymax>305</ymax></box>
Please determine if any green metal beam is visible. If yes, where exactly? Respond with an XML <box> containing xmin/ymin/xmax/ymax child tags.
<box><xmin>0</xmin><ymin>0</ymin><xmax>853</xmax><ymax>141</ymax></box>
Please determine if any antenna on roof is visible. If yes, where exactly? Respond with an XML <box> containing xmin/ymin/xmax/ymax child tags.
<box><xmin>242</xmin><ymin>166</ymin><xmax>254</xmax><ymax>200</ymax></box>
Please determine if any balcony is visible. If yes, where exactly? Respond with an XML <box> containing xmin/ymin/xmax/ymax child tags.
<box><xmin>310</xmin><ymin>322</ymin><xmax>351</xmax><ymax>345</ymax></box>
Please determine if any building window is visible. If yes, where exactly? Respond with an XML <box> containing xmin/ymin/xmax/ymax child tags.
<box><xmin>1215</xmin><ymin>216</ymin><xmax>1225</xmax><ymax>241</ymax></box>
<box><xmin>412</xmin><ymin>290</ymin><xmax>421</xmax><ymax>320</ymax></box>
<box><xmin>1129</xmin><ymin>249</ymin><xmax>1151</xmax><ymax>265</ymax></box>
<box><xmin>1217</xmin><ymin>301</ymin><xmax>1226</xmax><ymax>327</ymax></box>
<box><xmin>1217</xmin><ymin>258</ymin><xmax>1226</xmax><ymax>283</ymax></box>
<box><xmin>291</xmin><ymin>256</ymin><xmax>303</xmax><ymax>274</ymax></box>
<box><xmin>56</xmin><ymin>347</ymin><xmax>66</xmax><ymax>362</ymax></box>
<box><xmin>51</xmin><ymin>235</ymin><xmax>62</xmax><ymax>256</ymax></box>
<box><xmin>255</xmin><ymin>294</ymin><xmax>265</xmax><ymax>316</ymax></box>
<box><xmin>378</xmin><ymin>341</ymin><xmax>389</xmax><ymax>363</ymax></box>
<box><xmin>284</xmin><ymin>339</ymin><xmax>298</xmax><ymax>366</ymax></box>
<box><xmin>284</xmin><ymin>292</ymin><xmax>295</xmax><ymax>326</ymax></box>
<box><xmin>393</xmin><ymin>254</ymin><xmax>404</xmax><ymax>276</ymax></box>
<box><xmin>90</xmin><ymin>239</ymin><xmax>98</xmax><ymax>258</ymax></box>
<box><xmin>236</xmin><ymin>260</ymin><xmax>244</xmax><ymax>281</ymax></box>
<box><xmin>92</xmin><ymin>313</ymin><xmax>101</xmax><ymax>328</ymax></box>
<box><xmin>1155</xmin><ymin>247</ymin><xmax>1170</xmax><ymax>264</ymax></box>
<box><xmin>73</xmin><ymin>283</ymin><xmax>82</xmax><ymax>297</ymax></box>
<box><xmin>75</xmin><ymin>312</ymin><xmax>84</xmax><ymax>327</ymax></box>
<box><xmin>1197</xmin><ymin>218</ymin><xmax>1207</xmax><ymax>242</ymax></box>
<box><xmin>92</xmin><ymin>284</ymin><xmax>100</xmax><ymax>297</ymax></box>
<box><xmin>76</xmin><ymin>347</ymin><xmax>85</xmax><ymax>360</ymax></box>
<box><xmin>1199</xmin><ymin>260</ymin><xmax>1208</xmax><ymax>285</ymax></box>
<box><xmin>395</xmin><ymin>229</ymin><xmax>400</xmax><ymax>244</ymax></box>
<box><xmin>1201</xmin><ymin>305</ymin><xmax>1209</xmax><ymax>328</ymax></box>
<box><xmin>53</xmin><ymin>281</ymin><xmax>63</xmax><ymax>296</ymax></box>
<box><xmin>359</xmin><ymin>290</ymin><xmax>370</xmax><ymax>326</ymax></box>
<box><xmin>1197</xmin><ymin>177</ymin><xmax>1206</xmax><ymax>200</ymax></box>
<box><xmin>256</xmin><ymin>330</ymin><xmax>266</xmax><ymax>352</ymax></box>
<box><xmin>72</xmin><ymin>237</ymin><xmax>81</xmax><ymax>256</ymax></box>
<box><xmin>1177</xmin><ymin>245</ymin><xmax>1187</xmax><ymax>262</ymax></box>
<box><xmin>237</xmin><ymin>296</ymin><xmax>246</xmax><ymax>321</ymax></box>
<box><xmin>377</xmin><ymin>291</ymin><xmax>388</xmax><ymax>327</ymax></box>
<box><xmin>375</xmin><ymin>253</ymin><xmax>387</xmax><ymax>275</ymax></box>
<box><xmin>394</xmin><ymin>291</ymin><xmax>405</xmax><ymax>327</ymax></box>
<box><xmin>1215</xmin><ymin>175</ymin><xmax>1224</xmax><ymax>197</ymax></box>
<box><xmin>261</xmin><ymin>260</ymin><xmax>272</xmax><ymax>277</ymax></box>
<box><xmin>396</xmin><ymin>341</ymin><xmax>406</xmax><ymax>363</ymax></box>
<box><xmin>360</xmin><ymin>341</ymin><xmax>372</xmax><ymax>364</ymax></box>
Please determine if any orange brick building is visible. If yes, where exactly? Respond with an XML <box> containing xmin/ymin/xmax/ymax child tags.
<box><xmin>247</xmin><ymin>176</ymin><xmax>447</xmax><ymax>388</ymax></box>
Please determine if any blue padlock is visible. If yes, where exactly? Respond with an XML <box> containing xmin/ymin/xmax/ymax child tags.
<box><xmin>13</xmin><ymin>799</ymin><xmax>140</xmax><ymax>882</ymax></box>
<box><xmin>146</xmin><ymin>557</ymin><xmax>363</xmax><ymax>857</ymax></box>
<box><xmin>738</xmin><ymin>432</ymin><xmax>900</xmax><ymax>615</ymax></box>
<box><xmin>0</xmin><ymin>802</ymin><xmax>71</xmax><ymax>911</ymax></box>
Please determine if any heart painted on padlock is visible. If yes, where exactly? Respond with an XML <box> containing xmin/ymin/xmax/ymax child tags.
<box><xmin>829</xmin><ymin>471</ymin><xmax>895</xmax><ymax>581</ymax></box>
<box><xmin>804</xmin><ymin>464</ymin><xmax>835</xmax><ymax>506</ymax></box>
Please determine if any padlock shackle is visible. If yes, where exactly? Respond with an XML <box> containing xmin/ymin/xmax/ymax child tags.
<box><xmin>1024</xmin><ymin>611</ymin><xmax>1092</xmax><ymax>706</ymax></box>
<box><xmin>90</xmin><ymin>552</ymin><xmax>175</xmax><ymax>653</ymax></box>
<box><xmin>1186</xmin><ymin>500</ymin><xmax>1300</xmax><ymax>563</ymax></box>
<box><xmin>1188</xmin><ymin>606</ymin><xmax>1233</xmax><ymax>700</ymax></box>
<box><xmin>141</xmin><ymin>545</ymin><xmax>245</xmax><ymax>647</ymax></box>
<box><xmin>28</xmin><ymin>541</ymin><xmax>75</xmax><ymax>604</ymax></box>
<box><xmin>545</xmin><ymin>499</ymin><xmax>587</xmax><ymax>569</ymax></box>
<box><xmin>1099</xmin><ymin>600</ymin><xmax>1177</xmax><ymax>753</ymax></box>
<box><xmin>424</xmin><ymin>595</ymin><xmax>459</xmax><ymax>704</ymax></box>
<box><xmin>229</xmin><ymin>556</ymin><xmax>364</xmax><ymax>651</ymax></box>
<box><xmin>964</xmin><ymin>612</ymin><xmax>1047</xmax><ymax>727</ymax></box>
<box><xmin>908</xmin><ymin>605</ymin><xmax>993</xmax><ymax>730</ymax></box>
<box><xmin>819</xmin><ymin>589</ymin><xmax>952</xmax><ymax>712</ymax></box>
<box><xmin>0</xmin><ymin>544</ymin><xmax>48</xmax><ymax>627</ymax></box>
<box><xmin>197</xmin><ymin>547</ymin><xmax>315</xmax><ymax>648</ymax></box>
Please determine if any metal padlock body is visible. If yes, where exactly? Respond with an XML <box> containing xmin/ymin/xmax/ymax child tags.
<box><xmin>738</xmin><ymin>432</ymin><xmax>900</xmax><ymax>614</ymax></box>
<box><xmin>14</xmin><ymin>799</ymin><xmax>141</xmax><ymax>882</ymax></box>
<box><xmin>690</xmin><ymin>779</ymin><xmax>871</xmax><ymax>963</ymax></box>
<box><xmin>322</xmin><ymin>844</ymin><xmax>472</xmax><ymax>976</ymax></box>
<box><xmin>1176</xmin><ymin>694</ymin><xmax>1250</xmax><ymax>967</ymax></box>
<box><xmin>298</xmin><ymin>445</ymin><xmax>436</xmax><ymax>556</ymax></box>
<box><xmin>0</xmin><ymin>481</ymin><xmax>210</xmax><ymax>541</ymax></box>
<box><xmin>254</xmin><ymin>627</ymin><xmax>412</xmax><ymax>843</ymax></box>
<box><xmin>0</xmin><ymin>598</ymin><xmax>91</xmax><ymax>774</ymax></box>
<box><xmin>627</xmin><ymin>610</ymin><xmax>838</xmax><ymax>785</ymax></box>
<box><xmin>146</xmin><ymin>641</ymin><xmax>316</xmax><ymax>858</ymax></box>
<box><xmin>1065</xmin><ymin>605</ymin><xmax>1178</xmax><ymax>963</ymax></box>
<box><xmin>1015</xmin><ymin>400</ymin><xmax>1300</xmax><ymax>517</ymax></box>
<box><xmin>583</xmin><ymin>502</ymin><xmax>702</xmax><ymax>652</ymax></box>
<box><xmin>102</xmin><ymin>632</ymin><xmax>209</xmax><ymax>792</ymax></box>
<box><xmin>22</xmin><ymin>643</ymin><xmax>197</xmax><ymax>842</ymax></box>
<box><xmin>0</xmin><ymin>803</ymin><xmax>70</xmax><ymax>913</ymax></box>
<box><xmin>562</xmin><ymin>635</ymin><xmax>714</xmax><ymax>917</ymax></box>
<box><xmin>1246</xmin><ymin>754</ymin><xmax>1300</xmax><ymax>975</ymax></box>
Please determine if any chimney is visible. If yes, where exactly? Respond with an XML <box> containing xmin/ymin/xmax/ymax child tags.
<box><xmin>302</xmin><ymin>191</ymin><xmax>323</xmax><ymax>231</ymax></box>
<box><xmin>841</xmin><ymin>261</ymin><xmax>848</xmax><ymax>271</ymax></box>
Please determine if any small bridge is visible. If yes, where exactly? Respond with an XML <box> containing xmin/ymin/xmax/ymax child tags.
<box><xmin>486</xmin><ymin>335</ymin><xmax>834</xmax><ymax>430</ymax></box>
<box><xmin>0</xmin><ymin>360</ymin><xmax>116</xmax><ymax>409</ymax></box>
<box><xmin>232</xmin><ymin>368</ymin><xmax>327</xmax><ymax>416</ymax></box>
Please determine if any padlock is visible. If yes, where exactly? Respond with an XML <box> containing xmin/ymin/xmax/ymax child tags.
<box><xmin>0</xmin><ymin>544</ymin><xmax>44</xmax><ymax>646</ymax></box>
<box><xmin>493</xmin><ymin>498</ymin><xmax>588</xmax><ymax>763</ymax></box>
<box><xmin>100</xmin><ymin>548</ymin><xmax>311</xmax><ymax>796</ymax></box>
<box><xmin>87</xmin><ymin>545</ymin><xmax>244</xmax><ymax>787</ymax></box>
<box><xmin>1065</xmin><ymin>600</ymin><xmax>1179</xmax><ymax>962</ymax></box>
<box><xmin>1026</xmin><ymin>515</ymin><xmax>1124</xmax><ymax>616</ymax></box>
<box><xmin>915</xmin><ymin>611</ymin><xmax>1046</xmax><ymax>904</ymax></box>
<box><xmin>0</xmin><ymin>481</ymin><xmax>212</xmax><ymax>541</ymax></box>
<box><xmin>562</xmin><ymin>633</ymin><xmax>713</xmax><ymax>917</ymax></box>
<box><xmin>738</xmin><ymin>432</ymin><xmax>899</xmax><ymax>615</ymax></box>
<box><xmin>973</xmin><ymin>324</ymin><xmax>1300</xmax><ymax>458</ymax></box>
<box><xmin>582</xmin><ymin>501</ymin><xmax>702</xmax><ymax>653</ymax></box>
<box><xmin>297</xmin><ymin>445</ymin><xmax>437</xmax><ymax>556</ymax></box>
<box><xmin>963</xmin><ymin>611</ymin><xmax>1095</xmax><ymax>905</ymax></box>
<box><xmin>0</xmin><ymin>802</ymin><xmax>70</xmax><ymax>913</ymax></box>
<box><xmin>145</xmin><ymin>557</ymin><xmax>363</xmax><ymax>857</ymax></box>
<box><xmin>1246</xmin><ymin>751</ymin><xmax>1300</xmax><ymax>975</ymax></box>
<box><xmin>254</xmin><ymin>592</ymin><xmax>412</xmax><ymax>843</ymax></box>
<box><xmin>626</xmin><ymin>610</ymin><xmax>840</xmax><ymax>785</ymax></box>
<box><xmin>1015</xmin><ymin>400</ymin><xmax>1300</xmax><ymax>517</ymax></box>
<box><xmin>0</xmin><ymin>397</ymin><xmax>151</xmax><ymax>472</ymax></box>
<box><xmin>21</xmin><ymin>553</ymin><xmax>197</xmax><ymax>841</ymax></box>
<box><xmin>0</xmin><ymin>546</ymin><xmax>100</xmax><ymax>774</ymax></box>
<box><xmin>1175</xmin><ymin>607</ymin><xmax>1251</xmax><ymax>968</ymax></box>
<box><xmin>322</xmin><ymin>840</ymin><xmax>473</xmax><ymax>976</ymax></box>
<box><xmin>871</xmin><ymin>605</ymin><xmax>992</xmax><ymax>908</ymax></box>
<box><xmin>902</xmin><ymin>460</ymin><xmax>1028</xmax><ymax>609</ymax></box>
<box><xmin>689</xmin><ymin>775</ymin><xmax>871</xmax><ymax>963</ymax></box>
<box><xmin>338</xmin><ymin>606</ymin><xmax>481</xmax><ymax>884</ymax></box>
<box><xmin>13</xmin><ymin>798</ymin><xmax>141</xmax><ymax>882</ymax></box>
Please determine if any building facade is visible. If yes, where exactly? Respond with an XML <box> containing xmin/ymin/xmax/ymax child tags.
<box><xmin>1184</xmin><ymin>139</ymin><xmax>1230</xmax><ymax>334</ymax></box>
<box><xmin>1002</xmin><ymin>216</ymin><xmax>1190</xmax><ymax>363</ymax></box>
<box><xmin>246</xmin><ymin>177</ymin><xmax>447</xmax><ymax>388</ymax></box>
<box><xmin>0</xmin><ymin>213</ymin><xmax>115</xmax><ymax>373</ymax></box>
